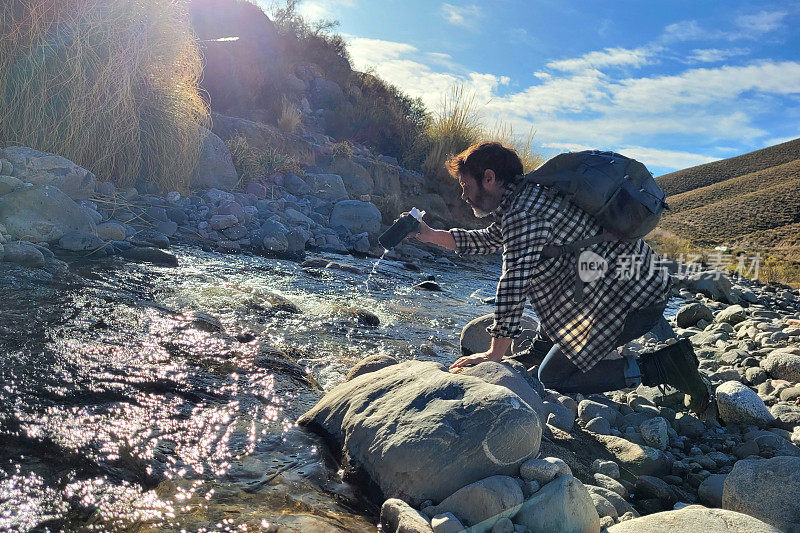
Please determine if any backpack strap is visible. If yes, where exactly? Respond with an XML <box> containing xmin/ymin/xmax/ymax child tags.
<box><xmin>541</xmin><ymin>230</ymin><xmax>617</xmax><ymax>258</ymax></box>
<box><xmin>541</xmin><ymin>230</ymin><xmax>618</xmax><ymax>303</ymax></box>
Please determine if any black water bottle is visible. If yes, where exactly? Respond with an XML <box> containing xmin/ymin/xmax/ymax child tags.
<box><xmin>378</xmin><ymin>207</ymin><xmax>426</xmax><ymax>250</ymax></box>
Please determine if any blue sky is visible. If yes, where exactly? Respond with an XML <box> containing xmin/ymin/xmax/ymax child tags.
<box><xmin>285</xmin><ymin>0</ymin><xmax>800</xmax><ymax>175</ymax></box>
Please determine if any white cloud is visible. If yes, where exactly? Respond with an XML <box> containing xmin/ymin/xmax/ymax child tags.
<box><xmin>485</xmin><ymin>70</ymin><xmax>608</xmax><ymax>115</ymax></box>
<box><xmin>542</xmin><ymin>143</ymin><xmax>718</xmax><ymax>171</ymax></box>
<box><xmin>546</xmin><ymin>47</ymin><xmax>653</xmax><ymax>72</ymax></box>
<box><xmin>343</xmin><ymin>32</ymin><xmax>797</xmax><ymax>171</ymax></box>
<box><xmin>735</xmin><ymin>10</ymin><xmax>787</xmax><ymax>33</ymax></box>
<box><xmin>611</xmin><ymin>61</ymin><xmax>800</xmax><ymax>113</ymax></box>
<box><xmin>762</xmin><ymin>135</ymin><xmax>800</xmax><ymax>147</ymax></box>
<box><xmin>614</xmin><ymin>146</ymin><xmax>719</xmax><ymax>169</ymax></box>
<box><xmin>687</xmin><ymin>48</ymin><xmax>750</xmax><ymax>63</ymax></box>
<box><xmin>441</xmin><ymin>3</ymin><xmax>482</xmax><ymax>29</ymax></box>
<box><xmin>296</xmin><ymin>0</ymin><xmax>354</xmax><ymax>21</ymax></box>
<box><xmin>542</xmin><ymin>142</ymin><xmax>595</xmax><ymax>152</ymax></box>
<box><xmin>661</xmin><ymin>20</ymin><xmax>707</xmax><ymax>43</ymax></box>
<box><xmin>345</xmin><ymin>35</ymin><xmax>508</xmax><ymax>109</ymax></box>
<box><xmin>346</xmin><ymin>36</ymin><xmax>417</xmax><ymax>64</ymax></box>
<box><xmin>660</xmin><ymin>12</ymin><xmax>787</xmax><ymax>44</ymax></box>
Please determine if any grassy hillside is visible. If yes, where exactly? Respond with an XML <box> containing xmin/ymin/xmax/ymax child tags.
<box><xmin>656</xmin><ymin>137</ymin><xmax>800</xmax><ymax>196</ymax></box>
<box><xmin>647</xmin><ymin>137</ymin><xmax>800</xmax><ymax>285</ymax></box>
<box><xmin>659</xmin><ymin>177</ymin><xmax>800</xmax><ymax>246</ymax></box>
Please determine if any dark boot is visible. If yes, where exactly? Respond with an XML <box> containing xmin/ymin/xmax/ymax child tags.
<box><xmin>639</xmin><ymin>339</ymin><xmax>713</xmax><ymax>415</ymax></box>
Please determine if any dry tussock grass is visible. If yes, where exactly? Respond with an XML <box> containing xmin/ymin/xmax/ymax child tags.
<box><xmin>418</xmin><ymin>84</ymin><xmax>544</xmax><ymax>184</ymax></box>
<box><xmin>277</xmin><ymin>97</ymin><xmax>301</xmax><ymax>135</ymax></box>
<box><xmin>0</xmin><ymin>0</ymin><xmax>209</xmax><ymax>191</ymax></box>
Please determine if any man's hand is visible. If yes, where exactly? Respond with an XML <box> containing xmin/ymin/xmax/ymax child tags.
<box><xmin>395</xmin><ymin>211</ymin><xmax>455</xmax><ymax>250</ymax></box>
<box><xmin>396</xmin><ymin>211</ymin><xmax>435</xmax><ymax>243</ymax></box>
<box><xmin>449</xmin><ymin>336</ymin><xmax>512</xmax><ymax>372</ymax></box>
<box><xmin>449</xmin><ymin>350</ymin><xmax>502</xmax><ymax>372</ymax></box>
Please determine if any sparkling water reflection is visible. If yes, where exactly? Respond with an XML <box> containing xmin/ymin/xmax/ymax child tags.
<box><xmin>0</xmin><ymin>247</ymin><xmax>503</xmax><ymax>531</ymax></box>
<box><xmin>0</xmin><ymin>247</ymin><xmax>679</xmax><ymax>531</ymax></box>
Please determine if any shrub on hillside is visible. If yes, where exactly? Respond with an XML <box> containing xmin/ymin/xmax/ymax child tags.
<box><xmin>0</xmin><ymin>0</ymin><xmax>209</xmax><ymax>191</ymax></box>
<box><xmin>269</xmin><ymin>0</ymin><xmax>351</xmax><ymax>86</ymax></box>
<box><xmin>412</xmin><ymin>85</ymin><xmax>544</xmax><ymax>199</ymax></box>
<box><xmin>226</xmin><ymin>135</ymin><xmax>302</xmax><ymax>186</ymax></box>
<box><xmin>324</xmin><ymin>70</ymin><xmax>428</xmax><ymax>162</ymax></box>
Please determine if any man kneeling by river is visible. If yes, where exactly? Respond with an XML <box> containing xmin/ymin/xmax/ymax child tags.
<box><xmin>410</xmin><ymin>141</ymin><xmax>712</xmax><ymax>414</ymax></box>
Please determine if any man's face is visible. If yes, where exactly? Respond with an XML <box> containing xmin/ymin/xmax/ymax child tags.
<box><xmin>458</xmin><ymin>173</ymin><xmax>494</xmax><ymax>218</ymax></box>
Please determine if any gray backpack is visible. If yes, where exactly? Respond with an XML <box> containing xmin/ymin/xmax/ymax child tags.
<box><xmin>524</xmin><ymin>150</ymin><xmax>669</xmax><ymax>301</ymax></box>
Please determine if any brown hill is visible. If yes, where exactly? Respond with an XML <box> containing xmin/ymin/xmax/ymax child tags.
<box><xmin>650</xmin><ymin>137</ymin><xmax>800</xmax><ymax>267</ymax></box>
<box><xmin>656</xmin><ymin>137</ymin><xmax>800</xmax><ymax>196</ymax></box>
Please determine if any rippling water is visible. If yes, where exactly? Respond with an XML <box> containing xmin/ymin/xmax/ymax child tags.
<box><xmin>0</xmin><ymin>247</ymin><xmax>506</xmax><ymax>531</ymax></box>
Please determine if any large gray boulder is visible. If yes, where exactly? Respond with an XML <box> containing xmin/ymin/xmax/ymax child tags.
<box><xmin>760</xmin><ymin>347</ymin><xmax>800</xmax><ymax>383</ymax></box>
<box><xmin>607</xmin><ymin>506</ymin><xmax>780</xmax><ymax>533</ymax></box>
<box><xmin>715</xmin><ymin>381</ymin><xmax>774</xmax><ymax>427</ymax></box>
<box><xmin>461</xmin><ymin>314</ymin><xmax>540</xmax><ymax>357</ymax></box>
<box><xmin>191</xmin><ymin>127</ymin><xmax>238</xmax><ymax>190</ymax></box>
<box><xmin>723</xmin><ymin>456</ymin><xmax>800</xmax><ymax>530</ymax></box>
<box><xmin>330</xmin><ymin>157</ymin><xmax>373</xmax><ymax>196</ymax></box>
<box><xmin>0</xmin><ymin>185</ymin><xmax>96</xmax><ymax>243</ymax></box>
<box><xmin>303</xmin><ymin>173</ymin><xmax>349</xmax><ymax>202</ymax></box>
<box><xmin>330</xmin><ymin>200</ymin><xmax>382</xmax><ymax>236</ymax></box>
<box><xmin>308</xmin><ymin>77</ymin><xmax>345</xmax><ymax>109</ymax></box>
<box><xmin>297</xmin><ymin>360</ymin><xmax>542</xmax><ymax>507</ymax></box>
<box><xmin>0</xmin><ymin>146</ymin><xmax>95</xmax><ymax>199</ymax></box>
<box><xmin>459</xmin><ymin>361</ymin><xmax>545</xmax><ymax>422</ymax></box>
<box><xmin>512</xmin><ymin>475</ymin><xmax>600</xmax><ymax>533</ymax></box>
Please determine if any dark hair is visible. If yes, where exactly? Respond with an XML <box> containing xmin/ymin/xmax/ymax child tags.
<box><xmin>445</xmin><ymin>141</ymin><xmax>523</xmax><ymax>184</ymax></box>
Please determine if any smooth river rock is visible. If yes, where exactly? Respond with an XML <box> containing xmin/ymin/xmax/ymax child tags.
<box><xmin>297</xmin><ymin>360</ymin><xmax>542</xmax><ymax>506</ymax></box>
<box><xmin>512</xmin><ymin>475</ymin><xmax>600</xmax><ymax>533</ymax></box>
<box><xmin>0</xmin><ymin>185</ymin><xmax>96</xmax><ymax>243</ymax></box>
<box><xmin>715</xmin><ymin>381</ymin><xmax>775</xmax><ymax>427</ymax></box>
<box><xmin>722</xmin><ymin>456</ymin><xmax>800</xmax><ymax>530</ymax></box>
<box><xmin>607</xmin><ymin>506</ymin><xmax>780</xmax><ymax>533</ymax></box>
<box><xmin>422</xmin><ymin>475</ymin><xmax>522</xmax><ymax>528</ymax></box>
<box><xmin>760</xmin><ymin>348</ymin><xmax>800</xmax><ymax>383</ymax></box>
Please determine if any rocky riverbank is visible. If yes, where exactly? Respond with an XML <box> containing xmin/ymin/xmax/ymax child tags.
<box><xmin>0</xmin><ymin>135</ymin><xmax>462</xmax><ymax>276</ymax></box>
<box><xmin>299</xmin><ymin>269</ymin><xmax>800</xmax><ymax>532</ymax></box>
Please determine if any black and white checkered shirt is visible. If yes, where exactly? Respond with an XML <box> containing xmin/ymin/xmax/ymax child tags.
<box><xmin>450</xmin><ymin>176</ymin><xmax>671</xmax><ymax>371</ymax></box>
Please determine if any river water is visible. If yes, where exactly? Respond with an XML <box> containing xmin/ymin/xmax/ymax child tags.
<box><xmin>0</xmin><ymin>247</ymin><xmax>506</xmax><ymax>532</ymax></box>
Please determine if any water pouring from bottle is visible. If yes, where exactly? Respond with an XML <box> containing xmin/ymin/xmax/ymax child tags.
<box><xmin>364</xmin><ymin>208</ymin><xmax>426</xmax><ymax>292</ymax></box>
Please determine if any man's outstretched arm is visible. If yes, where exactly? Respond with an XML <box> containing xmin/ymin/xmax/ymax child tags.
<box><xmin>411</xmin><ymin>215</ymin><xmax>503</xmax><ymax>254</ymax></box>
